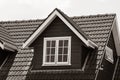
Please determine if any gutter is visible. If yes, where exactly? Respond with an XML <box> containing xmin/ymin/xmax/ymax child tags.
<box><xmin>88</xmin><ymin>40</ymin><xmax>98</xmax><ymax>49</ymax></box>
<box><xmin>4</xmin><ymin>42</ymin><xmax>17</xmax><ymax>52</ymax></box>
<box><xmin>0</xmin><ymin>41</ymin><xmax>17</xmax><ymax>52</ymax></box>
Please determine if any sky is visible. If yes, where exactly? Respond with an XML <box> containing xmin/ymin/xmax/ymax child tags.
<box><xmin>0</xmin><ymin>0</ymin><xmax>120</xmax><ymax>30</ymax></box>
<box><xmin>0</xmin><ymin>0</ymin><xmax>120</xmax><ymax>21</ymax></box>
<box><xmin>1</xmin><ymin>0</ymin><xmax>120</xmax><ymax>30</ymax></box>
<box><xmin>0</xmin><ymin>0</ymin><xmax>120</xmax><ymax>40</ymax></box>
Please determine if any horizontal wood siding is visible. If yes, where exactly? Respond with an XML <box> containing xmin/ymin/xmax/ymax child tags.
<box><xmin>30</xmin><ymin>17</ymin><xmax>88</xmax><ymax>70</ymax></box>
<box><xmin>81</xmin><ymin>46</ymin><xmax>89</xmax><ymax>67</ymax></box>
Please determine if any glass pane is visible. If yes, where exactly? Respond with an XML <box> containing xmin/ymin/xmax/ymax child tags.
<box><xmin>52</xmin><ymin>41</ymin><xmax>55</xmax><ymax>47</ymax></box>
<box><xmin>64</xmin><ymin>48</ymin><xmax>68</xmax><ymax>54</ymax></box>
<box><xmin>59</xmin><ymin>40</ymin><xmax>63</xmax><ymax>47</ymax></box>
<box><xmin>46</xmin><ymin>56</ymin><xmax>50</xmax><ymax>62</ymax></box>
<box><xmin>63</xmin><ymin>55</ymin><xmax>67</xmax><ymax>62</ymax></box>
<box><xmin>51</xmin><ymin>56</ymin><xmax>55</xmax><ymax>62</ymax></box>
<box><xmin>46</xmin><ymin>48</ymin><xmax>50</xmax><ymax>55</ymax></box>
<box><xmin>47</xmin><ymin>41</ymin><xmax>51</xmax><ymax>47</ymax></box>
<box><xmin>58</xmin><ymin>55</ymin><xmax>62</xmax><ymax>62</ymax></box>
<box><xmin>51</xmin><ymin>48</ymin><xmax>55</xmax><ymax>54</ymax></box>
<box><xmin>58</xmin><ymin>48</ymin><xmax>63</xmax><ymax>54</ymax></box>
<box><xmin>64</xmin><ymin>40</ymin><xmax>68</xmax><ymax>46</ymax></box>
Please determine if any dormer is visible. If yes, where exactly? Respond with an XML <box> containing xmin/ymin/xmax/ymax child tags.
<box><xmin>22</xmin><ymin>8</ymin><xmax>97</xmax><ymax>70</ymax></box>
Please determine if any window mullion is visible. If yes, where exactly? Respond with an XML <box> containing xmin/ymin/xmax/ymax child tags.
<box><xmin>43</xmin><ymin>39</ymin><xmax>46</xmax><ymax>64</ymax></box>
<box><xmin>49</xmin><ymin>41</ymin><xmax>52</xmax><ymax>62</ymax></box>
<box><xmin>68</xmin><ymin>38</ymin><xmax>71</xmax><ymax>64</ymax></box>
<box><xmin>55</xmin><ymin>40</ymin><xmax>59</xmax><ymax>64</ymax></box>
<box><xmin>62</xmin><ymin>40</ymin><xmax>64</xmax><ymax>62</ymax></box>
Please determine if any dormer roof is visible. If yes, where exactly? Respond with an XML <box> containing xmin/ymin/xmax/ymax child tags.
<box><xmin>22</xmin><ymin>8</ymin><xmax>97</xmax><ymax>49</ymax></box>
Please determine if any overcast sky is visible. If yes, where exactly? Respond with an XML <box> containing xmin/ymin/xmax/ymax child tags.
<box><xmin>0</xmin><ymin>0</ymin><xmax>119</xmax><ymax>21</ymax></box>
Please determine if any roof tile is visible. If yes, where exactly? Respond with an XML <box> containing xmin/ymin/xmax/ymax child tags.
<box><xmin>0</xmin><ymin>25</ymin><xmax>17</xmax><ymax>51</ymax></box>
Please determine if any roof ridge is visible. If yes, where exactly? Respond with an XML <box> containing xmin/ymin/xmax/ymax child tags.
<box><xmin>0</xmin><ymin>19</ymin><xmax>44</xmax><ymax>24</ymax></box>
<box><xmin>71</xmin><ymin>13</ymin><xmax>116</xmax><ymax>19</ymax></box>
<box><xmin>0</xmin><ymin>13</ymin><xmax>116</xmax><ymax>24</ymax></box>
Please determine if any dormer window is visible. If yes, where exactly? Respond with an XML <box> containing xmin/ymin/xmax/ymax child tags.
<box><xmin>43</xmin><ymin>36</ymin><xmax>71</xmax><ymax>66</ymax></box>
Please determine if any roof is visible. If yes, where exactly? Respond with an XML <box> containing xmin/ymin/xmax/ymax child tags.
<box><xmin>0</xmin><ymin>10</ymin><xmax>116</xmax><ymax>80</ymax></box>
<box><xmin>23</xmin><ymin>8</ymin><xmax>97</xmax><ymax>49</ymax></box>
<box><xmin>0</xmin><ymin>25</ymin><xmax>17</xmax><ymax>51</ymax></box>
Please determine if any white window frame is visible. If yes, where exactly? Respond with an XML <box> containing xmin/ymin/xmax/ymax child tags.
<box><xmin>42</xmin><ymin>36</ymin><xmax>71</xmax><ymax>66</ymax></box>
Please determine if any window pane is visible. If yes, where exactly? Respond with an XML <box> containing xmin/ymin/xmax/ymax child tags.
<box><xmin>46</xmin><ymin>48</ymin><xmax>50</xmax><ymax>55</ymax></box>
<box><xmin>46</xmin><ymin>56</ymin><xmax>50</xmax><ymax>62</ymax></box>
<box><xmin>63</xmin><ymin>55</ymin><xmax>67</xmax><ymax>62</ymax></box>
<box><xmin>52</xmin><ymin>41</ymin><xmax>55</xmax><ymax>47</ymax></box>
<box><xmin>64</xmin><ymin>48</ymin><xmax>68</xmax><ymax>54</ymax></box>
<box><xmin>58</xmin><ymin>48</ymin><xmax>63</xmax><ymax>54</ymax></box>
<box><xmin>51</xmin><ymin>56</ymin><xmax>55</xmax><ymax>62</ymax></box>
<box><xmin>64</xmin><ymin>40</ymin><xmax>68</xmax><ymax>46</ymax></box>
<box><xmin>47</xmin><ymin>41</ymin><xmax>51</xmax><ymax>47</ymax></box>
<box><xmin>51</xmin><ymin>48</ymin><xmax>55</xmax><ymax>54</ymax></box>
<box><xmin>58</xmin><ymin>55</ymin><xmax>62</xmax><ymax>62</ymax></box>
<box><xmin>59</xmin><ymin>40</ymin><xmax>63</xmax><ymax>47</ymax></box>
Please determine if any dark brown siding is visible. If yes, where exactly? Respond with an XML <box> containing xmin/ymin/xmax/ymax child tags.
<box><xmin>0</xmin><ymin>50</ymin><xmax>8</xmax><ymax>66</ymax></box>
<box><xmin>30</xmin><ymin>17</ymin><xmax>89</xmax><ymax>70</ymax></box>
<box><xmin>97</xmin><ymin>32</ymin><xmax>117</xmax><ymax>80</ymax></box>
<box><xmin>114</xmin><ymin>57</ymin><xmax>120</xmax><ymax>80</ymax></box>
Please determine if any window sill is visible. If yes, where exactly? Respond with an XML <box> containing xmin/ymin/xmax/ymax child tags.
<box><xmin>42</xmin><ymin>63</ymin><xmax>71</xmax><ymax>67</ymax></box>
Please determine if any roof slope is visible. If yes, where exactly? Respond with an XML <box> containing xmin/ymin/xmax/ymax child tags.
<box><xmin>23</xmin><ymin>9</ymin><xmax>97</xmax><ymax>49</ymax></box>
<box><xmin>0</xmin><ymin>13</ymin><xmax>115</xmax><ymax>80</ymax></box>
<box><xmin>0</xmin><ymin>25</ymin><xmax>17</xmax><ymax>51</ymax></box>
<box><xmin>56</xmin><ymin>8</ymin><xmax>89</xmax><ymax>40</ymax></box>
<box><xmin>0</xmin><ymin>20</ymin><xmax>43</xmax><ymax>80</ymax></box>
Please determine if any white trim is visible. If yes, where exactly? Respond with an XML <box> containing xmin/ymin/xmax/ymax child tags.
<box><xmin>0</xmin><ymin>42</ymin><xmax>17</xmax><ymax>52</ymax></box>
<box><xmin>4</xmin><ymin>43</ymin><xmax>17</xmax><ymax>52</ymax></box>
<box><xmin>22</xmin><ymin>9</ymin><xmax>96</xmax><ymax>49</ymax></box>
<box><xmin>0</xmin><ymin>41</ymin><xmax>17</xmax><ymax>52</ymax></box>
<box><xmin>42</xmin><ymin>63</ymin><xmax>71</xmax><ymax>66</ymax></box>
<box><xmin>112</xmin><ymin>17</ymin><xmax>120</xmax><ymax>56</ymax></box>
<box><xmin>88</xmin><ymin>40</ymin><xmax>98</xmax><ymax>48</ymax></box>
<box><xmin>0</xmin><ymin>42</ymin><xmax>4</xmax><ymax>49</ymax></box>
<box><xmin>42</xmin><ymin>36</ymin><xmax>71</xmax><ymax>66</ymax></box>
